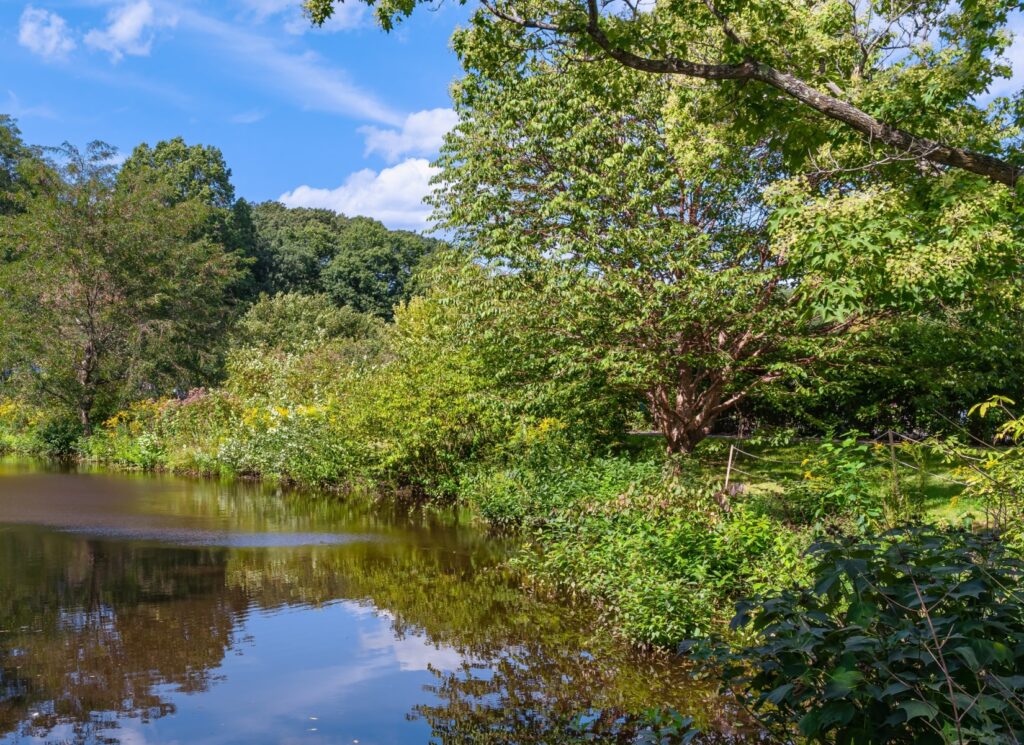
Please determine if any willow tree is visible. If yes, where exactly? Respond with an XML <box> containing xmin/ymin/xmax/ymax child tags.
<box><xmin>0</xmin><ymin>143</ymin><xmax>240</xmax><ymax>434</ymax></box>
<box><xmin>431</xmin><ymin>58</ymin><xmax>856</xmax><ymax>453</ymax></box>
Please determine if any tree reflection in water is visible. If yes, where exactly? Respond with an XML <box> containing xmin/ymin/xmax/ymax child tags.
<box><xmin>0</xmin><ymin>469</ymin><xmax>759</xmax><ymax>744</ymax></box>
<box><xmin>0</xmin><ymin>532</ymin><xmax>243</xmax><ymax>741</ymax></box>
<box><xmin>413</xmin><ymin>642</ymin><xmax>756</xmax><ymax>744</ymax></box>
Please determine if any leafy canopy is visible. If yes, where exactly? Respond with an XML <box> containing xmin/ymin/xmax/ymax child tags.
<box><xmin>0</xmin><ymin>142</ymin><xmax>241</xmax><ymax>432</ymax></box>
<box><xmin>0</xmin><ymin>116</ymin><xmax>35</xmax><ymax>216</ymax></box>
<box><xmin>251</xmin><ymin>202</ymin><xmax>440</xmax><ymax>319</ymax></box>
<box><xmin>305</xmin><ymin>0</ymin><xmax>1023</xmax><ymax>187</ymax></box>
<box><xmin>432</xmin><ymin>50</ymin><xmax>854</xmax><ymax>451</ymax></box>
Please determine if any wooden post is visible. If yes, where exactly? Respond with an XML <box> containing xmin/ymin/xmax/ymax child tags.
<box><xmin>887</xmin><ymin>430</ymin><xmax>902</xmax><ymax>518</ymax></box>
<box><xmin>724</xmin><ymin>444</ymin><xmax>735</xmax><ymax>492</ymax></box>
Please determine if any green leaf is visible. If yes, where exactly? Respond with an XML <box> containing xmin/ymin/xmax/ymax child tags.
<box><xmin>952</xmin><ymin>645</ymin><xmax>980</xmax><ymax>671</ymax></box>
<box><xmin>825</xmin><ymin>668</ymin><xmax>864</xmax><ymax>698</ymax></box>
<box><xmin>899</xmin><ymin>701</ymin><xmax>938</xmax><ymax>722</ymax></box>
<box><xmin>799</xmin><ymin>702</ymin><xmax>856</xmax><ymax>736</ymax></box>
<box><xmin>764</xmin><ymin>683</ymin><xmax>795</xmax><ymax>705</ymax></box>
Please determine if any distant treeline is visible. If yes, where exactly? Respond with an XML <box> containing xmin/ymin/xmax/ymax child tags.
<box><xmin>0</xmin><ymin>120</ymin><xmax>439</xmax><ymax>434</ymax></box>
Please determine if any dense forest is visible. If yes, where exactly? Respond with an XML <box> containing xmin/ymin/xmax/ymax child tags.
<box><xmin>4</xmin><ymin>0</ymin><xmax>1024</xmax><ymax>739</ymax></box>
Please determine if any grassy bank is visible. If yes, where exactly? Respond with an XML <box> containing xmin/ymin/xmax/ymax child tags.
<box><xmin>1</xmin><ymin>383</ymin><xmax>992</xmax><ymax>649</ymax></box>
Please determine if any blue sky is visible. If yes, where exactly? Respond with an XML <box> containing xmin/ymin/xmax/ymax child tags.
<box><xmin>5</xmin><ymin>1</ymin><xmax>1024</xmax><ymax>233</ymax></box>
<box><xmin>3</xmin><ymin>0</ymin><xmax>470</xmax><ymax>230</ymax></box>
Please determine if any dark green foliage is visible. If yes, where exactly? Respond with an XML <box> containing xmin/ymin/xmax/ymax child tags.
<box><xmin>0</xmin><ymin>115</ymin><xmax>33</xmax><ymax>217</ymax></box>
<box><xmin>232</xmin><ymin>292</ymin><xmax>382</xmax><ymax>353</ymax></box>
<box><xmin>111</xmin><ymin>140</ymin><xmax>440</xmax><ymax>315</ymax></box>
<box><xmin>251</xmin><ymin>202</ymin><xmax>341</xmax><ymax>294</ymax></box>
<box><xmin>725</xmin><ymin>526</ymin><xmax>1024</xmax><ymax>744</ymax></box>
<box><xmin>321</xmin><ymin>216</ymin><xmax>439</xmax><ymax>317</ymax></box>
<box><xmin>251</xmin><ymin>203</ymin><xmax>440</xmax><ymax>319</ymax></box>
<box><xmin>30</xmin><ymin>417</ymin><xmax>82</xmax><ymax>457</ymax></box>
<box><xmin>740</xmin><ymin>312</ymin><xmax>1024</xmax><ymax>438</ymax></box>
<box><xmin>224</xmin><ymin>198</ymin><xmax>262</xmax><ymax>300</ymax></box>
<box><xmin>118</xmin><ymin>137</ymin><xmax>261</xmax><ymax>302</ymax></box>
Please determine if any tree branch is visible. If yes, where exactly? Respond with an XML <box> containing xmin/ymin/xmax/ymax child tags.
<box><xmin>534</xmin><ymin>0</ymin><xmax>1024</xmax><ymax>187</ymax></box>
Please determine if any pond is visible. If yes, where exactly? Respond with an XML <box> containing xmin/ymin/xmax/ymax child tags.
<box><xmin>0</xmin><ymin>459</ymin><xmax>752</xmax><ymax>744</ymax></box>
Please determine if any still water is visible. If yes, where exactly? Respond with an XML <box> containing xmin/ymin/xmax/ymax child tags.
<box><xmin>0</xmin><ymin>459</ymin><xmax>748</xmax><ymax>744</ymax></box>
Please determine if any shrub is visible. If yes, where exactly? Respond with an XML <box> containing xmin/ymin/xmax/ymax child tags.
<box><xmin>338</xmin><ymin>294</ymin><xmax>516</xmax><ymax>493</ymax></box>
<box><xmin>723</xmin><ymin>525</ymin><xmax>1024</xmax><ymax>744</ymax></box>
<box><xmin>84</xmin><ymin>400</ymin><xmax>169</xmax><ymax>468</ymax></box>
<box><xmin>459</xmin><ymin>418</ymin><xmax>603</xmax><ymax>527</ymax></box>
<box><xmin>216</xmin><ymin>400</ymin><xmax>356</xmax><ymax>483</ymax></box>
<box><xmin>0</xmin><ymin>398</ymin><xmax>44</xmax><ymax>453</ymax></box>
<box><xmin>0</xmin><ymin>399</ymin><xmax>83</xmax><ymax>457</ymax></box>
<box><xmin>790</xmin><ymin>433</ymin><xmax>878</xmax><ymax>525</ymax></box>
<box><xmin>231</xmin><ymin>292</ymin><xmax>381</xmax><ymax>353</ymax></box>
<box><xmin>498</xmin><ymin>455</ymin><xmax>810</xmax><ymax>645</ymax></box>
<box><xmin>30</xmin><ymin>416</ymin><xmax>82</xmax><ymax>457</ymax></box>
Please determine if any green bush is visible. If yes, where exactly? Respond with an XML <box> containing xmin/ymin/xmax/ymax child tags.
<box><xmin>528</xmin><ymin>495</ymin><xmax>808</xmax><ymax>645</ymax></box>
<box><xmin>0</xmin><ymin>399</ymin><xmax>84</xmax><ymax>457</ymax></box>
<box><xmin>782</xmin><ymin>432</ymin><xmax>886</xmax><ymax>530</ymax></box>
<box><xmin>231</xmin><ymin>292</ymin><xmax>381</xmax><ymax>353</ymax></box>
<box><xmin>724</xmin><ymin>525</ymin><xmax>1024</xmax><ymax>744</ymax></box>
<box><xmin>215</xmin><ymin>401</ymin><xmax>356</xmax><ymax>483</ymax></box>
<box><xmin>460</xmin><ymin>419</ymin><xmax>610</xmax><ymax>527</ymax></box>
<box><xmin>0</xmin><ymin>398</ymin><xmax>43</xmax><ymax>453</ymax></box>
<box><xmin>30</xmin><ymin>416</ymin><xmax>82</xmax><ymax>457</ymax></box>
<box><xmin>475</xmin><ymin>451</ymin><xmax>811</xmax><ymax>645</ymax></box>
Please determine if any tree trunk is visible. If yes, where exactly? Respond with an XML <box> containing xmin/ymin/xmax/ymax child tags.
<box><xmin>663</xmin><ymin>421</ymin><xmax>701</xmax><ymax>455</ymax></box>
<box><xmin>78</xmin><ymin>341</ymin><xmax>97</xmax><ymax>437</ymax></box>
<box><xmin>79</xmin><ymin>406</ymin><xmax>92</xmax><ymax>437</ymax></box>
<box><xmin>646</xmin><ymin>384</ymin><xmax>723</xmax><ymax>455</ymax></box>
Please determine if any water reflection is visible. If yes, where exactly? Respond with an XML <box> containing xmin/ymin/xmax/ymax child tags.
<box><xmin>0</xmin><ymin>463</ymin><xmax>752</xmax><ymax>744</ymax></box>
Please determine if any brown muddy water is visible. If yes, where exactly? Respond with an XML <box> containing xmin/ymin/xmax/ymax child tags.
<box><xmin>0</xmin><ymin>458</ymin><xmax>756</xmax><ymax>744</ymax></box>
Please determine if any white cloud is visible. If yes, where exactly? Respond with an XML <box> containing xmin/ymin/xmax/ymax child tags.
<box><xmin>238</xmin><ymin>0</ymin><xmax>366</xmax><ymax>33</ymax></box>
<box><xmin>359</xmin><ymin>108</ymin><xmax>457</xmax><ymax>163</ymax></box>
<box><xmin>279</xmin><ymin>158</ymin><xmax>438</xmax><ymax>230</ymax></box>
<box><xmin>231</xmin><ymin>109</ymin><xmax>267</xmax><ymax>124</ymax></box>
<box><xmin>173</xmin><ymin>6</ymin><xmax>400</xmax><ymax>124</ymax></box>
<box><xmin>85</xmin><ymin>1</ymin><xmax>177</xmax><ymax>62</ymax></box>
<box><xmin>6</xmin><ymin>90</ymin><xmax>57</xmax><ymax>120</ymax></box>
<box><xmin>359</xmin><ymin>624</ymin><xmax>465</xmax><ymax>672</ymax></box>
<box><xmin>18</xmin><ymin>6</ymin><xmax>76</xmax><ymax>61</ymax></box>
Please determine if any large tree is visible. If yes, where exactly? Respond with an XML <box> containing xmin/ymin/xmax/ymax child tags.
<box><xmin>120</xmin><ymin>137</ymin><xmax>236</xmax><ymax>208</ymax></box>
<box><xmin>306</xmin><ymin>0</ymin><xmax>1022</xmax><ymax>188</ymax></box>
<box><xmin>251</xmin><ymin>202</ymin><xmax>440</xmax><ymax>319</ymax></box>
<box><xmin>120</xmin><ymin>137</ymin><xmax>261</xmax><ymax>301</ymax></box>
<box><xmin>0</xmin><ymin>143</ymin><xmax>241</xmax><ymax>434</ymax></box>
<box><xmin>433</xmin><ymin>58</ymin><xmax>858</xmax><ymax>453</ymax></box>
